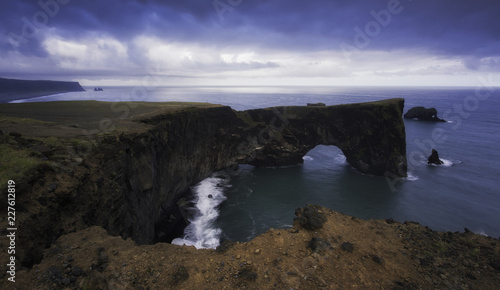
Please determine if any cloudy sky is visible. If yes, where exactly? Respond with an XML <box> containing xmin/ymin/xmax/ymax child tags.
<box><xmin>1</xmin><ymin>0</ymin><xmax>499</xmax><ymax>86</ymax></box>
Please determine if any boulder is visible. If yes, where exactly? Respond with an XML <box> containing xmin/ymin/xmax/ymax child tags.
<box><xmin>428</xmin><ymin>149</ymin><xmax>444</xmax><ymax>165</ymax></box>
<box><xmin>308</xmin><ymin>237</ymin><xmax>332</xmax><ymax>253</ymax></box>
<box><xmin>341</xmin><ymin>242</ymin><xmax>355</xmax><ymax>253</ymax></box>
<box><xmin>295</xmin><ymin>205</ymin><xmax>327</xmax><ymax>230</ymax></box>
<box><xmin>404</xmin><ymin>106</ymin><xmax>446</xmax><ymax>122</ymax></box>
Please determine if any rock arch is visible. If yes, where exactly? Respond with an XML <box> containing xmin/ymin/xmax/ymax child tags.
<box><xmin>239</xmin><ymin>98</ymin><xmax>407</xmax><ymax>178</ymax></box>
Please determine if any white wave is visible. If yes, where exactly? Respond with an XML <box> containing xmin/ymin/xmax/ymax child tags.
<box><xmin>440</xmin><ymin>158</ymin><xmax>454</xmax><ymax>167</ymax></box>
<box><xmin>335</xmin><ymin>154</ymin><xmax>347</xmax><ymax>164</ymax></box>
<box><xmin>404</xmin><ymin>172</ymin><xmax>419</xmax><ymax>181</ymax></box>
<box><xmin>302</xmin><ymin>156</ymin><xmax>314</xmax><ymax>161</ymax></box>
<box><xmin>172</xmin><ymin>172</ymin><xmax>229</xmax><ymax>249</ymax></box>
<box><xmin>428</xmin><ymin>158</ymin><xmax>458</xmax><ymax>167</ymax></box>
<box><xmin>477</xmin><ymin>230</ymin><xmax>489</xmax><ymax>237</ymax></box>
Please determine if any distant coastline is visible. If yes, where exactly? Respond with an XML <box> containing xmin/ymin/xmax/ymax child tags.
<box><xmin>0</xmin><ymin>77</ymin><xmax>85</xmax><ymax>103</ymax></box>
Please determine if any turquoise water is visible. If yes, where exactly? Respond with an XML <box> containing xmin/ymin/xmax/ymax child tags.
<box><xmin>14</xmin><ymin>86</ymin><xmax>500</xmax><ymax>244</ymax></box>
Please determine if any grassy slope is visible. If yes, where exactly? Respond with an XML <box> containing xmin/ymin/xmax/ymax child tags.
<box><xmin>0</xmin><ymin>101</ymin><xmax>222</xmax><ymax>136</ymax></box>
<box><xmin>0</xmin><ymin>141</ymin><xmax>42</xmax><ymax>192</ymax></box>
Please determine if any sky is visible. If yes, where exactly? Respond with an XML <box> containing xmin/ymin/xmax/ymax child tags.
<box><xmin>1</xmin><ymin>0</ymin><xmax>499</xmax><ymax>87</ymax></box>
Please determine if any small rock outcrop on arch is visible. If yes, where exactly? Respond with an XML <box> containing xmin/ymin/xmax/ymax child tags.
<box><xmin>307</xmin><ymin>102</ymin><xmax>326</xmax><ymax>107</ymax></box>
<box><xmin>404</xmin><ymin>106</ymin><xmax>446</xmax><ymax>122</ymax></box>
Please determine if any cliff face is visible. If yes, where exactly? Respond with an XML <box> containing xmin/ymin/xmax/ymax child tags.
<box><xmin>86</xmin><ymin>98</ymin><xmax>407</xmax><ymax>246</ymax></box>
<box><xmin>1</xmin><ymin>98</ymin><xmax>407</xmax><ymax>267</ymax></box>
<box><xmin>110</xmin><ymin>107</ymin><xmax>251</xmax><ymax>245</ymax></box>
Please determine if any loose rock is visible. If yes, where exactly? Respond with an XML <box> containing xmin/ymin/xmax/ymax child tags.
<box><xmin>341</xmin><ymin>242</ymin><xmax>354</xmax><ymax>253</ymax></box>
<box><xmin>307</xmin><ymin>237</ymin><xmax>332</xmax><ymax>253</ymax></box>
<box><xmin>295</xmin><ymin>205</ymin><xmax>327</xmax><ymax>230</ymax></box>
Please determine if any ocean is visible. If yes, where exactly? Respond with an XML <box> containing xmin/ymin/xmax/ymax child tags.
<box><xmin>13</xmin><ymin>85</ymin><xmax>500</xmax><ymax>247</ymax></box>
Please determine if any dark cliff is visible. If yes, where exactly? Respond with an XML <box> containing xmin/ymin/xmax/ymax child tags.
<box><xmin>404</xmin><ymin>106</ymin><xmax>446</xmax><ymax>122</ymax></box>
<box><xmin>83</xmin><ymin>99</ymin><xmax>407</xmax><ymax>247</ymax></box>
<box><xmin>0</xmin><ymin>77</ymin><xmax>85</xmax><ymax>103</ymax></box>
<box><xmin>0</xmin><ymin>98</ymin><xmax>407</xmax><ymax>267</ymax></box>
<box><xmin>98</xmin><ymin>107</ymin><xmax>252</xmax><ymax>245</ymax></box>
<box><xmin>240</xmin><ymin>98</ymin><xmax>407</xmax><ymax>177</ymax></box>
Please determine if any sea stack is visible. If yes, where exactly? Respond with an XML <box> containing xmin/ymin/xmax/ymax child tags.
<box><xmin>404</xmin><ymin>106</ymin><xmax>446</xmax><ymax>122</ymax></box>
<box><xmin>428</xmin><ymin>149</ymin><xmax>444</xmax><ymax>165</ymax></box>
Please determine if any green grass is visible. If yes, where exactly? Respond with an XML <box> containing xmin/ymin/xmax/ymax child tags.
<box><xmin>32</xmin><ymin>136</ymin><xmax>62</xmax><ymax>147</ymax></box>
<box><xmin>236</xmin><ymin>111</ymin><xmax>263</xmax><ymax>127</ymax></box>
<box><xmin>435</xmin><ymin>240</ymin><xmax>450</xmax><ymax>253</ymax></box>
<box><xmin>0</xmin><ymin>143</ymin><xmax>42</xmax><ymax>193</ymax></box>
<box><xmin>0</xmin><ymin>115</ymin><xmax>55</xmax><ymax>126</ymax></box>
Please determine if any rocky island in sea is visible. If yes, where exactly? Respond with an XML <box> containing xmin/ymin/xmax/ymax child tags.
<box><xmin>0</xmin><ymin>97</ymin><xmax>498</xmax><ymax>289</ymax></box>
<box><xmin>404</xmin><ymin>106</ymin><xmax>446</xmax><ymax>122</ymax></box>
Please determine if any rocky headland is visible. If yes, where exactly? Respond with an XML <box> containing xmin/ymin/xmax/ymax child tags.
<box><xmin>0</xmin><ymin>77</ymin><xmax>85</xmax><ymax>103</ymax></box>
<box><xmin>404</xmin><ymin>106</ymin><xmax>446</xmax><ymax>122</ymax></box>
<box><xmin>0</xmin><ymin>99</ymin><xmax>498</xmax><ymax>288</ymax></box>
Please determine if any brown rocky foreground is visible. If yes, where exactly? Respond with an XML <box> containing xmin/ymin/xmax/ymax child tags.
<box><xmin>6</xmin><ymin>205</ymin><xmax>500</xmax><ymax>289</ymax></box>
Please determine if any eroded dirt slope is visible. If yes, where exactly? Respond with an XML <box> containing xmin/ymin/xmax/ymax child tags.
<box><xmin>8</xmin><ymin>205</ymin><xmax>500</xmax><ymax>289</ymax></box>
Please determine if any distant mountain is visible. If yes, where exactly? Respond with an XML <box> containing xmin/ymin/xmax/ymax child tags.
<box><xmin>0</xmin><ymin>77</ymin><xmax>85</xmax><ymax>103</ymax></box>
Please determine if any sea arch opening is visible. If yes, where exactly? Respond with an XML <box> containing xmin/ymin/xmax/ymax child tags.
<box><xmin>302</xmin><ymin>145</ymin><xmax>348</xmax><ymax>171</ymax></box>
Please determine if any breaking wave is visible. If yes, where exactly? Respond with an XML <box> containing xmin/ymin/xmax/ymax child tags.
<box><xmin>428</xmin><ymin>158</ymin><xmax>462</xmax><ymax>167</ymax></box>
<box><xmin>172</xmin><ymin>172</ymin><xmax>229</xmax><ymax>249</ymax></box>
<box><xmin>334</xmin><ymin>153</ymin><xmax>347</xmax><ymax>164</ymax></box>
<box><xmin>404</xmin><ymin>172</ymin><xmax>419</xmax><ymax>181</ymax></box>
<box><xmin>302</xmin><ymin>156</ymin><xmax>314</xmax><ymax>161</ymax></box>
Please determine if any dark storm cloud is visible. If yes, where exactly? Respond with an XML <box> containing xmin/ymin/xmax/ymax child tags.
<box><xmin>3</xmin><ymin>0</ymin><xmax>499</xmax><ymax>51</ymax></box>
<box><xmin>221</xmin><ymin>0</ymin><xmax>500</xmax><ymax>56</ymax></box>
<box><xmin>1</xmin><ymin>0</ymin><xmax>499</xmax><ymax>78</ymax></box>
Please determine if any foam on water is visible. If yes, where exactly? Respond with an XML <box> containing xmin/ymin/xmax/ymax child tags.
<box><xmin>335</xmin><ymin>154</ymin><xmax>347</xmax><ymax>164</ymax></box>
<box><xmin>428</xmin><ymin>158</ymin><xmax>458</xmax><ymax>167</ymax></box>
<box><xmin>404</xmin><ymin>172</ymin><xmax>419</xmax><ymax>181</ymax></box>
<box><xmin>172</xmin><ymin>172</ymin><xmax>229</xmax><ymax>249</ymax></box>
<box><xmin>477</xmin><ymin>230</ymin><xmax>489</xmax><ymax>237</ymax></box>
<box><xmin>440</xmin><ymin>158</ymin><xmax>454</xmax><ymax>167</ymax></box>
<box><xmin>302</xmin><ymin>156</ymin><xmax>314</xmax><ymax>161</ymax></box>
